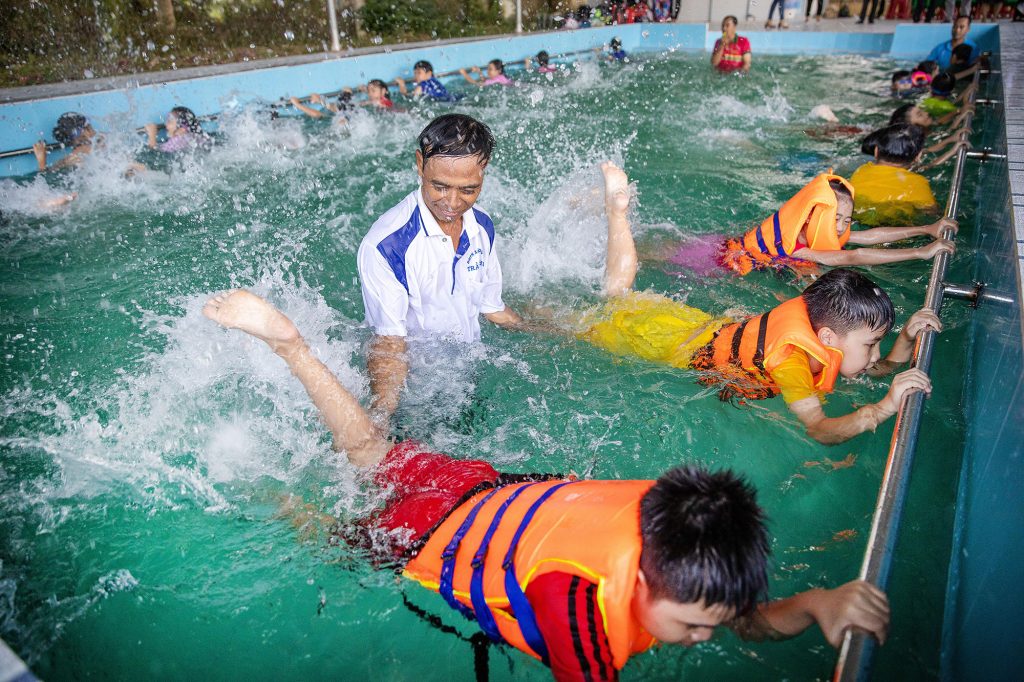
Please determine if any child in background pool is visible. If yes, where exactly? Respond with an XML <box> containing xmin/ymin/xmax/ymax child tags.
<box><xmin>602</xmin><ymin>37</ymin><xmax>628</xmax><ymax>61</ymax></box>
<box><xmin>849</xmin><ymin>123</ymin><xmax>938</xmax><ymax>226</ymax></box>
<box><xmin>145</xmin><ymin>107</ymin><xmax>210</xmax><ymax>153</ymax></box>
<box><xmin>919</xmin><ymin>72</ymin><xmax>960</xmax><ymax>118</ymax></box>
<box><xmin>712</xmin><ymin>172</ymin><xmax>955</xmax><ymax>274</ymax></box>
<box><xmin>579</xmin><ymin>164</ymin><xmax>940</xmax><ymax>445</ymax></box>
<box><xmin>395</xmin><ymin>60</ymin><xmax>456</xmax><ymax>102</ymax></box>
<box><xmin>201</xmin><ymin>287</ymin><xmax>890</xmax><ymax>682</ymax></box>
<box><xmin>459</xmin><ymin>59</ymin><xmax>513</xmax><ymax>87</ymax></box>
<box><xmin>525</xmin><ymin>50</ymin><xmax>558</xmax><ymax>74</ymax></box>
<box><xmin>290</xmin><ymin>80</ymin><xmax>395</xmax><ymax>120</ymax></box>
<box><xmin>711</xmin><ymin>16</ymin><xmax>752</xmax><ymax>74</ymax></box>
<box><xmin>32</xmin><ymin>112</ymin><xmax>97</xmax><ymax>172</ymax></box>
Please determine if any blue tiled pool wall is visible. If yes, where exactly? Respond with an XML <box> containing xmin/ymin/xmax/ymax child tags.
<box><xmin>940</xmin><ymin>54</ymin><xmax>1024</xmax><ymax>681</ymax></box>
<box><xmin>0</xmin><ymin>22</ymin><xmax>1000</xmax><ymax>177</ymax></box>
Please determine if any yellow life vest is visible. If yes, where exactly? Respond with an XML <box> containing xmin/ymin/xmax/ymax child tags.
<box><xmin>701</xmin><ymin>295</ymin><xmax>844</xmax><ymax>397</ymax></box>
<box><xmin>742</xmin><ymin>173</ymin><xmax>855</xmax><ymax>257</ymax></box>
<box><xmin>403</xmin><ymin>479</ymin><xmax>658</xmax><ymax>670</ymax></box>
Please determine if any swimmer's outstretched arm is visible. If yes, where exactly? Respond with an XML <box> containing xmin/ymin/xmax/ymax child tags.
<box><xmin>798</xmin><ymin>219</ymin><xmax>957</xmax><ymax>266</ymax></box>
<box><xmin>459</xmin><ymin>67</ymin><xmax>484</xmax><ymax>86</ymax></box>
<box><xmin>601</xmin><ymin>161</ymin><xmax>638</xmax><ymax>298</ymax></box>
<box><xmin>203</xmin><ymin>290</ymin><xmax>391</xmax><ymax>467</ymax></box>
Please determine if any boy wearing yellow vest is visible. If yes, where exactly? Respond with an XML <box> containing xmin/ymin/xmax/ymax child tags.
<box><xmin>579</xmin><ymin>163</ymin><xmax>940</xmax><ymax>445</ymax></box>
<box><xmin>202</xmin><ymin>288</ymin><xmax>889</xmax><ymax>681</ymax></box>
<box><xmin>717</xmin><ymin>172</ymin><xmax>956</xmax><ymax>276</ymax></box>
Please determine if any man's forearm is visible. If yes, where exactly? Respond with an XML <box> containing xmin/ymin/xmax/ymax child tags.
<box><xmin>367</xmin><ymin>335</ymin><xmax>408</xmax><ymax>423</ymax></box>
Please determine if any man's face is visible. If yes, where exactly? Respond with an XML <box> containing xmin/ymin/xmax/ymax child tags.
<box><xmin>631</xmin><ymin>572</ymin><xmax>734</xmax><ymax>646</ymax></box>
<box><xmin>413</xmin><ymin>67</ymin><xmax>431</xmax><ymax>83</ymax></box>
<box><xmin>952</xmin><ymin>17</ymin><xmax>970</xmax><ymax>43</ymax></box>
<box><xmin>825</xmin><ymin>324</ymin><xmax>887</xmax><ymax>377</ymax></box>
<box><xmin>416</xmin><ymin>151</ymin><xmax>486</xmax><ymax>226</ymax></box>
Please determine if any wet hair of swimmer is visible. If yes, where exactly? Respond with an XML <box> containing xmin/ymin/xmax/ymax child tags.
<box><xmin>611</xmin><ymin>37</ymin><xmax>623</xmax><ymax>51</ymax></box>
<box><xmin>931</xmin><ymin>71</ymin><xmax>956</xmax><ymax>97</ymax></box>
<box><xmin>536</xmin><ymin>50</ymin><xmax>550</xmax><ymax>66</ymax></box>
<box><xmin>368</xmin><ymin>79</ymin><xmax>389</xmax><ymax>95</ymax></box>
<box><xmin>891</xmin><ymin>69</ymin><xmax>912</xmax><ymax>84</ymax></box>
<box><xmin>53</xmin><ymin>112</ymin><xmax>90</xmax><ymax>146</ymax></box>
<box><xmin>170</xmin><ymin>107</ymin><xmax>204</xmax><ymax>135</ymax></box>
<box><xmin>414</xmin><ymin>60</ymin><xmax>434</xmax><ymax>75</ymax></box>
<box><xmin>802</xmin><ymin>268</ymin><xmax>896</xmax><ymax>336</ymax></box>
<box><xmin>950</xmin><ymin>43</ymin><xmax>973</xmax><ymax>67</ymax></box>
<box><xmin>639</xmin><ymin>465</ymin><xmax>769</xmax><ymax>615</ymax></box>
<box><xmin>828</xmin><ymin>178</ymin><xmax>853</xmax><ymax>204</ymax></box>
<box><xmin>889</xmin><ymin>103</ymin><xmax>914</xmax><ymax>125</ymax></box>
<box><xmin>488</xmin><ymin>59</ymin><xmax>505</xmax><ymax>75</ymax></box>
<box><xmin>418</xmin><ymin>114</ymin><xmax>495</xmax><ymax>166</ymax></box>
<box><xmin>860</xmin><ymin>123</ymin><xmax>925</xmax><ymax>164</ymax></box>
<box><xmin>915</xmin><ymin>60</ymin><xmax>939</xmax><ymax>76</ymax></box>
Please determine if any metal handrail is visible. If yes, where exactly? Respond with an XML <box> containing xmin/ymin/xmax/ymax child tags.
<box><xmin>832</xmin><ymin>66</ymin><xmax>983</xmax><ymax>682</ymax></box>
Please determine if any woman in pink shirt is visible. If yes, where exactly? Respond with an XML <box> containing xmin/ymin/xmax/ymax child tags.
<box><xmin>711</xmin><ymin>16</ymin><xmax>752</xmax><ymax>74</ymax></box>
<box><xmin>460</xmin><ymin>59</ymin><xmax>512</xmax><ymax>87</ymax></box>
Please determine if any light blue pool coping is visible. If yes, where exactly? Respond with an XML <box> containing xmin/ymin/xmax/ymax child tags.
<box><xmin>0</xmin><ymin>21</ymin><xmax>1000</xmax><ymax>178</ymax></box>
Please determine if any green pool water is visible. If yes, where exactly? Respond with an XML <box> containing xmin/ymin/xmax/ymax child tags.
<box><xmin>0</xmin><ymin>52</ymin><xmax>973</xmax><ymax>680</ymax></box>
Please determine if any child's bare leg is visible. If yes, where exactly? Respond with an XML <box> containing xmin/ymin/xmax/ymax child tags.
<box><xmin>600</xmin><ymin>161</ymin><xmax>638</xmax><ymax>298</ymax></box>
<box><xmin>203</xmin><ymin>290</ymin><xmax>390</xmax><ymax>468</ymax></box>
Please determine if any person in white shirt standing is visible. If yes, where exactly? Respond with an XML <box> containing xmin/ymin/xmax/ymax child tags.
<box><xmin>357</xmin><ymin>114</ymin><xmax>524</xmax><ymax>427</ymax></box>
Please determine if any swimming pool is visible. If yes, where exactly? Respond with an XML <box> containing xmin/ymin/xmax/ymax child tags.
<box><xmin>0</xmin><ymin>23</ymin><xmax>1019</xmax><ymax>681</ymax></box>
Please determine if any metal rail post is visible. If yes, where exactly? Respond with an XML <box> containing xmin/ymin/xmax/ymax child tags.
<box><xmin>326</xmin><ymin>0</ymin><xmax>342</xmax><ymax>52</ymax></box>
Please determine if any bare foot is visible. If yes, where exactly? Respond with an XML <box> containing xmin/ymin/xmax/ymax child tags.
<box><xmin>600</xmin><ymin>161</ymin><xmax>631</xmax><ymax>215</ymax></box>
<box><xmin>202</xmin><ymin>289</ymin><xmax>301</xmax><ymax>351</ymax></box>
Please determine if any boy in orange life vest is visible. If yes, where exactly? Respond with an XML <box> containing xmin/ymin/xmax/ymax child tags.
<box><xmin>201</xmin><ymin>289</ymin><xmax>889</xmax><ymax>681</ymax></box>
<box><xmin>718</xmin><ymin>172</ymin><xmax>956</xmax><ymax>276</ymax></box>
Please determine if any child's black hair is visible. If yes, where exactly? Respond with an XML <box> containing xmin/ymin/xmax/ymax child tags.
<box><xmin>723</xmin><ymin>14</ymin><xmax>739</xmax><ymax>26</ymax></box>
<box><xmin>931</xmin><ymin>71</ymin><xmax>956</xmax><ymax>96</ymax></box>
<box><xmin>802</xmin><ymin>268</ymin><xmax>895</xmax><ymax>335</ymax></box>
<box><xmin>536</xmin><ymin>50</ymin><xmax>550</xmax><ymax>66</ymax></box>
<box><xmin>889</xmin><ymin>103</ymin><xmax>915</xmax><ymax>125</ymax></box>
<box><xmin>368</xmin><ymin>78</ymin><xmax>389</xmax><ymax>94</ymax></box>
<box><xmin>611</xmin><ymin>37</ymin><xmax>623</xmax><ymax>51</ymax></box>
<box><xmin>915</xmin><ymin>60</ymin><xmax>938</xmax><ymax>76</ymax></box>
<box><xmin>891</xmin><ymin>69</ymin><xmax>912</xmax><ymax>84</ymax></box>
<box><xmin>53</xmin><ymin>112</ymin><xmax>89</xmax><ymax>146</ymax></box>
<box><xmin>639</xmin><ymin>466</ymin><xmax>769</xmax><ymax>616</ymax></box>
<box><xmin>418</xmin><ymin>114</ymin><xmax>495</xmax><ymax>166</ymax></box>
<box><xmin>488</xmin><ymin>59</ymin><xmax>505</xmax><ymax>75</ymax></box>
<box><xmin>860</xmin><ymin>123</ymin><xmax>925</xmax><ymax>164</ymax></box>
<box><xmin>828</xmin><ymin>178</ymin><xmax>853</xmax><ymax>202</ymax></box>
<box><xmin>950</xmin><ymin>43</ymin><xmax>973</xmax><ymax>66</ymax></box>
<box><xmin>414</xmin><ymin>60</ymin><xmax>434</xmax><ymax>74</ymax></box>
<box><xmin>170</xmin><ymin>107</ymin><xmax>204</xmax><ymax>135</ymax></box>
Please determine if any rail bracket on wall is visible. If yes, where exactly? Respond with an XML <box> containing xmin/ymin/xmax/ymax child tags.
<box><xmin>965</xmin><ymin>149</ymin><xmax>1007</xmax><ymax>162</ymax></box>
<box><xmin>942</xmin><ymin>281</ymin><xmax>1016</xmax><ymax>309</ymax></box>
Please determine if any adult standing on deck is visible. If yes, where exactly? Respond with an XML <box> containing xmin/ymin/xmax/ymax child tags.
<box><xmin>356</xmin><ymin>114</ymin><xmax>524</xmax><ymax>425</ymax></box>
<box><xmin>711</xmin><ymin>16</ymin><xmax>752</xmax><ymax>73</ymax></box>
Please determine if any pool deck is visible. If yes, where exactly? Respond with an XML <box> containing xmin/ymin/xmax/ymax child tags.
<box><xmin>1002</xmin><ymin>23</ymin><xmax>1024</xmax><ymax>299</ymax></box>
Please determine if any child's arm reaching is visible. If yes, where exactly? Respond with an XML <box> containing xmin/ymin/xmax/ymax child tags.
<box><xmin>459</xmin><ymin>66</ymin><xmax>483</xmax><ymax>85</ymax></box>
<box><xmin>796</xmin><ymin>238</ymin><xmax>954</xmax><ymax>267</ymax></box>
<box><xmin>732</xmin><ymin>580</ymin><xmax>890</xmax><ymax>648</ymax></box>
<box><xmin>847</xmin><ymin>217</ymin><xmax>958</xmax><ymax>245</ymax></box>
<box><xmin>290</xmin><ymin>95</ymin><xmax>326</xmax><ymax>119</ymax></box>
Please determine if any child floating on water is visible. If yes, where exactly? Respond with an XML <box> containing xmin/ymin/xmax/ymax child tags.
<box><xmin>579</xmin><ymin>164</ymin><xmax>939</xmax><ymax>445</ymax></box>
<box><xmin>849</xmin><ymin>123</ymin><xmax>938</xmax><ymax>226</ymax></box>
<box><xmin>460</xmin><ymin>59</ymin><xmax>513</xmax><ymax>87</ymax></box>
<box><xmin>395</xmin><ymin>60</ymin><xmax>456</xmax><ymax>101</ymax></box>
<box><xmin>201</xmin><ymin>285</ymin><xmax>890</xmax><ymax>681</ymax></box>
<box><xmin>144</xmin><ymin>107</ymin><xmax>210</xmax><ymax>153</ymax></box>
<box><xmin>32</xmin><ymin>112</ymin><xmax>96</xmax><ymax>172</ymax></box>
<box><xmin>713</xmin><ymin>172</ymin><xmax>955</xmax><ymax>274</ymax></box>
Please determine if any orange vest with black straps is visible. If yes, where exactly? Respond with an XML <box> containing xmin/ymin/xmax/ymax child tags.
<box><xmin>707</xmin><ymin>296</ymin><xmax>844</xmax><ymax>395</ymax></box>
<box><xmin>403</xmin><ymin>479</ymin><xmax>658</xmax><ymax>670</ymax></box>
<box><xmin>742</xmin><ymin>173</ymin><xmax>855</xmax><ymax>257</ymax></box>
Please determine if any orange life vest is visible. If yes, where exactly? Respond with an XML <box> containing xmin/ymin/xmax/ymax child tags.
<box><xmin>702</xmin><ymin>295</ymin><xmax>844</xmax><ymax>396</ymax></box>
<box><xmin>742</xmin><ymin>173</ymin><xmax>855</xmax><ymax>257</ymax></box>
<box><xmin>403</xmin><ymin>479</ymin><xmax>658</xmax><ymax>670</ymax></box>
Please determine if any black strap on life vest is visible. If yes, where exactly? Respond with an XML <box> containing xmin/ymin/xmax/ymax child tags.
<box><xmin>729</xmin><ymin>318</ymin><xmax>750</xmax><ymax>365</ymax></box>
<box><xmin>752</xmin><ymin>310</ymin><xmax>770</xmax><ymax>372</ymax></box>
<box><xmin>401</xmin><ymin>591</ymin><xmax>494</xmax><ymax>682</ymax></box>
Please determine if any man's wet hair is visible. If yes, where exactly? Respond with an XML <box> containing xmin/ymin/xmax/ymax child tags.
<box><xmin>931</xmin><ymin>71</ymin><xmax>956</xmax><ymax>96</ymax></box>
<box><xmin>860</xmin><ymin>123</ymin><xmax>925</xmax><ymax>164</ymax></box>
<box><xmin>639</xmin><ymin>466</ymin><xmax>769</xmax><ymax>616</ymax></box>
<box><xmin>418</xmin><ymin>114</ymin><xmax>495</xmax><ymax>166</ymax></box>
<box><xmin>53</xmin><ymin>112</ymin><xmax>89</xmax><ymax>146</ymax></box>
<box><xmin>802</xmin><ymin>268</ymin><xmax>896</xmax><ymax>335</ymax></box>
<box><xmin>414</xmin><ymin>60</ymin><xmax>434</xmax><ymax>74</ymax></box>
<box><xmin>488</xmin><ymin>59</ymin><xmax>505</xmax><ymax>75</ymax></box>
<box><xmin>536</xmin><ymin>50</ymin><xmax>550</xmax><ymax>66</ymax></box>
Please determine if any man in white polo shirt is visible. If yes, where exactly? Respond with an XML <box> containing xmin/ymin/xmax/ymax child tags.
<box><xmin>357</xmin><ymin>114</ymin><xmax>523</xmax><ymax>425</ymax></box>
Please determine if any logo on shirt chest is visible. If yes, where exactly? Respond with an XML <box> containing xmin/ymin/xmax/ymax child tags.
<box><xmin>465</xmin><ymin>247</ymin><xmax>485</xmax><ymax>273</ymax></box>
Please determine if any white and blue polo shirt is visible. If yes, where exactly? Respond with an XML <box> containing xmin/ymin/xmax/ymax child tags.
<box><xmin>357</xmin><ymin>189</ymin><xmax>505</xmax><ymax>342</ymax></box>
